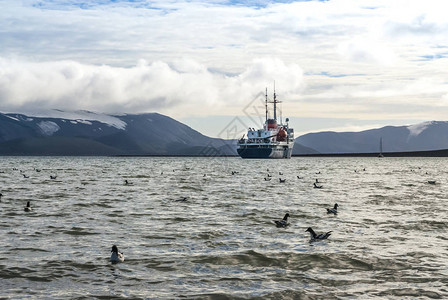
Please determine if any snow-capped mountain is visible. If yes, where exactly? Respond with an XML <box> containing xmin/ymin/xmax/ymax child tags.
<box><xmin>0</xmin><ymin>110</ymin><xmax>236</xmax><ymax>156</ymax></box>
<box><xmin>1</xmin><ymin>110</ymin><xmax>444</xmax><ymax>156</ymax></box>
<box><xmin>296</xmin><ymin>121</ymin><xmax>448</xmax><ymax>154</ymax></box>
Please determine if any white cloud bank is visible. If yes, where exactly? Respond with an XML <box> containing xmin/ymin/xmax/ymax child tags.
<box><xmin>0</xmin><ymin>57</ymin><xmax>304</xmax><ymax>116</ymax></box>
<box><xmin>2</xmin><ymin>0</ymin><xmax>448</xmax><ymax>132</ymax></box>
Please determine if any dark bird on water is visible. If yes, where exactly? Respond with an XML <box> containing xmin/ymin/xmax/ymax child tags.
<box><xmin>313</xmin><ymin>182</ymin><xmax>322</xmax><ymax>189</ymax></box>
<box><xmin>274</xmin><ymin>213</ymin><xmax>290</xmax><ymax>228</ymax></box>
<box><xmin>279</xmin><ymin>178</ymin><xmax>286</xmax><ymax>183</ymax></box>
<box><xmin>24</xmin><ymin>201</ymin><xmax>32</xmax><ymax>212</ymax></box>
<box><xmin>110</xmin><ymin>245</ymin><xmax>124</xmax><ymax>263</ymax></box>
<box><xmin>326</xmin><ymin>203</ymin><xmax>338</xmax><ymax>214</ymax></box>
<box><xmin>306</xmin><ymin>227</ymin><xmax>331</xmax><ymax>240</ymax></box>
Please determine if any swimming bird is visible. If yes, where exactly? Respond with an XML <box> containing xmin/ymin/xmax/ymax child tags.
<box><xmin>0</xmin><ymin>193</ymin><xmax>3</xmax><ymax>202</ymax></box>
<box><xmin>175</xmin><ymin>197</ymin><xmax>188</xmax><ymax>202</ymax></box>
<box><xmin>124</xmin><ymin>179</ymin><xmax>133</xmax><ymax>185</ymax></box>
<box><xmin>22</xmin><ymin>174</ymin><xmax>29</xmax><ymax>178</ymax></box>
<box><xmin>50</xmin><ymin>175</ymin><xmax>57</xmax><ymax>180</ymax></box>
<box><xmin>267</xmin><ymin>174</ymin><xmax>272</xmax><ymax>177</ymax></box>
<box><xmin>274</xmin><ymin>213</ymin><xmax>290</xmax><ymax>228</ymax></box>
<box><xmin>279</xmin><ymin>172</ymin><xmax>283</xmax><ymax>175</ymax></box>
<box><xmin>24</xmin><ymin>201</ymin><xmax>32</xmax><ymax>212</ymax></box>
<box><xmin>264</xmin><ymin>177</ymin><xmax>271</xmax><ymax>181</ymax></box>
<box><xmin>279</xmin><ymin>178</ymin><xmax>286</xmax><ymax>183</ymax></box>
<box><xmin>428</xmin><ymin>180</ymin><xmax>436</xmax><ymax>185</ymax></box>
<box><xmin>313</xmin><ymin>182</ymin><xmax>322</xmax><ymax>189</ymax></box>
<box><xmin>326</xmin><ymin>203</ymin><xmax>338</xmax><ymax>214</ymax></box>
<box><xmin>306</xmin><ymin>227</ymin><xmax>331</xmax><ymax>240</ymax></box>
<box><xmin>297</xmin><ymin>176</ymin><xmax>302</xmax><ymax>179</ymax></box>
<box><xmin>110</xmin><ymin>245</ymin><xmax>124</xmax><ymax>263</ymax></box>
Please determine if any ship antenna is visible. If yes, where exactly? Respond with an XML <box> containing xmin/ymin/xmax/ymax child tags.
<box><xmin>273</xmin><ymin>81</ymin><xmax>277</xmax><ymax>121</ymax></box>
<box><xmin>265</xmin><ymin>87</ymin><xmax>268</xmax><ymax>124</ymax></box>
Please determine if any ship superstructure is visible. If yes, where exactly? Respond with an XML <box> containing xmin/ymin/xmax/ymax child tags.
<box><xmin>237</xmin><ymin>88</ymin><xmax>294</xmax><ymax>159</ymax></box>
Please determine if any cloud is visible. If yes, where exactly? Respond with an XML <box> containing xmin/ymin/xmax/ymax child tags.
<box><xmin>0</xmin><ymin>56</ymin><xmax>304</xmax><ymax>116</ymax></box>
<box><xmin>2</xmin><ymin>0</ymin><xmax>448</xmax><ymax>133</ymax></box>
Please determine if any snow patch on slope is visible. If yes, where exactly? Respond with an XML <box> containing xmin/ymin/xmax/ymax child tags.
<box><xmin>407</xmin><ymin>121</ymin><xmax>433</xmax><ymax>137</ymax></box>
<box><xmin>5</xmin><ymin>115</ymin><xmax>20</xmax><ymax>121</ymax></box>
<box><xmin>77</xmin><ymin>120</ymin><xmax>92</xmax><ymax>125</ymax></box>
<box><xmin>37</xmin><ymin>121</ymin><xmax>60</xmax><ymax>136</ymax></box>
<box><xmin>6</xmin><ymin>110</ymin><xmax>127</xmax><ymax>130</ymax></box>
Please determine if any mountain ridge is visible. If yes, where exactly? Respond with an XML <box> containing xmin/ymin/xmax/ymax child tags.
<box><xmin>0</xmin><ymin>111</ymin><xmax>236</xmax><ymax>156</ymax></box>
<box><xmin>296</xmin><ymin>120</ymin><xmax>448</xmax><ymax>154</ymax></box>
<box><xmin>1</xmin><ymin>110</ymin><xmax>447</xmax><ymax>156</ymax></box>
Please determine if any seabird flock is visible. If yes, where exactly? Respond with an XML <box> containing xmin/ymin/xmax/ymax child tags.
<box><xmin>2</xmin><ymin>163</ymin><xmax>438</xmax><ymax>262</ymax></box>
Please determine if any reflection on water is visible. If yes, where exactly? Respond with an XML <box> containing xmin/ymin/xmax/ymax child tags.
<box><xmin>0</xmin><ymin>156</ymin><xmax>447</xmax><ymax>299</ymax></box>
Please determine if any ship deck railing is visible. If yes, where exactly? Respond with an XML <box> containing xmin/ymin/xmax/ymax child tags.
<box><xmin>238</xmin><ymin>139</ymin><xmax>294</xmax><ymax>146</ymax></box>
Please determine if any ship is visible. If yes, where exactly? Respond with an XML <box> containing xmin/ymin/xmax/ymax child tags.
<box><xmin>237</xmin><ymin>88</ymin><xmax>294</xmax><ymax>159</ymax></box>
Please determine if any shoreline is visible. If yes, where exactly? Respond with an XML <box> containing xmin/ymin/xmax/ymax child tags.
<box><xmin>2</xmin><ymin>148</ymin><xmax>448</xmax><ymax>157</ymax></box>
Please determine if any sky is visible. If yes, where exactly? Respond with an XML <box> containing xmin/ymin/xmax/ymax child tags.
<box><xmin>1</xmin><ymin>0</ymin><xmax>448</xmax><ymax>138</ymax></box>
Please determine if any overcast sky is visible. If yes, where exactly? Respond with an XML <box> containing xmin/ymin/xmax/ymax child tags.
<box><xmin>1</xmin><ymin>0</ymin><xmax>448</xmax><ymax>137</ymax></box>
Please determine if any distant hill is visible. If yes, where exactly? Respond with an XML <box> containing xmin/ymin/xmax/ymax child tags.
<box><xmin>292</xmin><ymin>142</ymin><xmax>320</xmax><ymax>155</ymax></box>
<box><xmin>0</xmin><ymin>111</ymin><xmax>236</xmax><ymax>156</ymax></box>
<box><xmin>5</xmin><ymin>110</ymin><xmax>445</xmax><ymax>156</ymax></box>
<box><xmin>296</xmin><ymin>121</ymin><xmax>448</xmax><ymax>154</ymax></box>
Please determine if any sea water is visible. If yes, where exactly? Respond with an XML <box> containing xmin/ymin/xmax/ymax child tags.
<box><xmin>0</xmin><ymin>156</ymin><xmax>447</xmax><ymax>299</ymax></box>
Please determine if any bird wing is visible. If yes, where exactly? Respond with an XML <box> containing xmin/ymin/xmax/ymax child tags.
<box><xmin>274</xmin><ymin>220</ymin><xmax>287</xmax><ymax>227</ymax></box>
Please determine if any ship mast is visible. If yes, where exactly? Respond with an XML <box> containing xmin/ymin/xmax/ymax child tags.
<box><xmin>272</xmin><ymin>82</ymin><xmax>281</xmax><ymax>121</ymax></box>
<box><xmin>265</xmin><ymin>87</ymin><xmax>268</xmax><ymax>123</ymax></box>
<box><xmin>273</xmin><ymin>82</ymin><xmax>277</xmax><ymax>121</ymax></box>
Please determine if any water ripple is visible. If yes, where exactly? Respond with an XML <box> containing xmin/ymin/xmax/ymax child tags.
<box><xmin>0</xmin><ymin>157</ymin><xmax>447</xmax><ymax>299</ymax></box>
